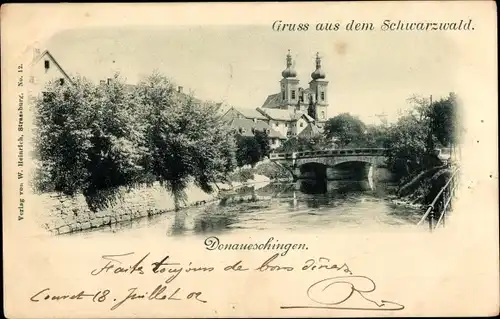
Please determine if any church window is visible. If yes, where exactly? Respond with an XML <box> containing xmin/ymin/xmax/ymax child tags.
<box><xmin>321</xmin><ymin>111</ymin><xmax>325</xmax><ymax>119</ymax></box>
<box><xmin>291</xmin><ymin>90</ymin><xmax>296</xmax><ymax>100</ymax></box>
<box><xmin>282</xmin><ymin>90</ymin><xmax>285</xmax><ymax>100</ymax></box>
<box><xmin>321</xmin><ymin>91</ymin><xmax>325</xmax><ymax>101</ymax></box>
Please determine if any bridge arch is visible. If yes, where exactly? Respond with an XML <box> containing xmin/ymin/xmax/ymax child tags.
<box><xmin>298</xmin><ymin>162</ymin><xmax>328</xmax><ymax>180</ymax></box>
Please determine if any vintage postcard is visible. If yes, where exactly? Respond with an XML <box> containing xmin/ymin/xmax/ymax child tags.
<box><xmin>2</xmin><ymin>2</ymin><xmax>498</xmax><ymax>318</ymax></box>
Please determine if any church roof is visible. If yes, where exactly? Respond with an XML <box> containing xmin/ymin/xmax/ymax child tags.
<box><xmin>261</xmin><ymin>93</ymin><xmax>281</xmax><ymax>108</ymax></box>
<box><xmin>227</xmin><ymin>118</ymin><xmax>285</xmax><ymax>139</ymax></box>
<box><xmin>257</xmin><ymin>107</ymin><xmax>315</xmax><ymax>122</ymax></box>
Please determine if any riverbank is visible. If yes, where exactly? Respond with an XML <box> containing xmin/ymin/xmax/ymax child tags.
<box><xmin>36</xmin><ymin>182</ymin><xmax>224</xmax><ymax>235</ymax></box>
<box><xmin>35</xmin><ymin>161</ymin><xmax>453</xmax><ymax>235</ymax></box>
<box><xmin>36</xmin><ymin>170</ymin><xmax>273</xmax><ymax>235</ymax></box>
<box><xmin>392</xmin><ymin>165</ymin><xmax>454</xmax><ymax>209</ymax></box>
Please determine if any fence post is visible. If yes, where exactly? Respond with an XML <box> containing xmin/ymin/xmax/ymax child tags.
<box><xmin>429</xmin><ymin>207</ymin><xmax>434</xmax><ymax>232</ymax></box>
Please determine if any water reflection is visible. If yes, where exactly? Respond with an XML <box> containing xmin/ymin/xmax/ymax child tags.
<box><xmin>170</xmin><ymin>211</ymin><xmax>187</xmax><ymax>235</ymax></box>
<box><xmin>74</xmin><ymin>179</ymin><xmax>422</xmax><ymax>238</ymax></box>
<box><xmin>194</xmin><ymin>212</ymin><xmax>239</xmax><ymax>234</ymax></box>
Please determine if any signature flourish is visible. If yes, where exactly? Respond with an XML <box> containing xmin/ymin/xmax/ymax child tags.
<box><xmin>281</xmin><ymin>275</ymin><xmax>404</xmax><ymax>311</ymax></box>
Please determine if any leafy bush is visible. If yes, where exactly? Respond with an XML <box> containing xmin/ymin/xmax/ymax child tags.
<box><xmin>254</xmin><ymin>162</ymin><xmax>292</xmax><ymax>180</ymax></box>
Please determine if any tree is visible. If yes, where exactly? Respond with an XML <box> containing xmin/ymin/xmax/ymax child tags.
<box><xmin>323</xmin><ymin>113</ymin><xmax>367</xmax><ymax>147</ymax></box>
<box><xmin>235</xmin><ymin>135</ymin><xmax>262</xmax><ymax>167</ymax></box>
<box><xmin>385</xmin><ymin>113</ymin><xmax>429</xmax><ymax>179</ymax></box>
<box><xmin>135</xmin><ymin>72</ymin><xmax>237</xmax><ymax>209</ymax></box>
<box><xmin>276</xmin><ymin>134</ymin><xmax>328</xmax><ymax>153</ymax></box>
<box><xmin>254</xmin><ymin>130</ymin><xmax>271</xmax><ymax>159</ymax></box>
<box><xmin>363</xmin><ymin>124</ymin><xmax>391</xmax><ymax>148</ymax></box>
<box><xmin>429</xmin><ymin>93</ymin><xmax>458</xmax><ymax>147</ymax></box>
<box><xmin>384</xmin><ymin>94</ymin><xmax>451</xmax><ymax>180</ymax></box>
<box><xmin>34</xmin><ymin>71</ymin><xmax>237</xmax><ymax>211</ymax></box>
<box><xmin>307</xmin><ymin>95</ymin><xmax>316</xmax><ymax>120</ymax></box>
<box><xmin>33</xmin><ymin>73</ymin><xmax>144</xmax><ymax>211</ymax></box>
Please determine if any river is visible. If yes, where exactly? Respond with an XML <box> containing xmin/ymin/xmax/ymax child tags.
<box><xmin>70</xmin><ymin>180</ymin><xmax>425</xmax><ymax>239</ymax></box>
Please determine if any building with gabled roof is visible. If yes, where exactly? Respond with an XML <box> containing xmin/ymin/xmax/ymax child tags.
<box><xmin>298</xmin><ymin>122</ymin><xmax>322</xmax><ymax>138</ymax></box>
<box><xmin>28</xmin><ymin>48</ymin><xmax>74</xmax><ymax>105</ymax></box>
<box><xmin>223</xmin><ymin>106</ymin><xmax>268</xmax><ymax>121</ymax></box>
<box><xmin>222</xmin><ymin>107</ymin><xmax>286</xmax><ymax>149</ymax></box>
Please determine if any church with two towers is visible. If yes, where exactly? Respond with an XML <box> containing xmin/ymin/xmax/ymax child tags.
<box><xmin>262</xmin><ymin>50</ymin><xmax>329</xmax><ymax>125</ymax></box>
<box><xmin>223</xmin><ymin>50</ymin><xmax>330</xmax><ymax>148</ymax></box>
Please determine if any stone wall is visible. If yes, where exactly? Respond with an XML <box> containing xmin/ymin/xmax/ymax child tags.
<box><xmin>35</xmin><ymin>183</ymin><xmax>221</xmax><ymax>235</ymax></box>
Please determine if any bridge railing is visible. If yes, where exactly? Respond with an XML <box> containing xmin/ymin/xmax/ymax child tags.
<box><xmin>416</xmin><ymin>167</ymin><xmax>460</xmax><ymax>232</ymax></box>
<box><xmin>269</xmin><ymin>148</ymin><xmax>388</xmax><ymax>159</ymax></box>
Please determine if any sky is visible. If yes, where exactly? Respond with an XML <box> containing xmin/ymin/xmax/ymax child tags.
<box><xmin>43</xmin><ymin>25</ymin><xmax>459</xmax><ymax>124</ymax></box>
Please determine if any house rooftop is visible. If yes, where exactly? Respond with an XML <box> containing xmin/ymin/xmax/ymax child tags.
<box><xmin>257</xmin><ymin>107</ymin><xmax>314</xmax><ymax>122</ymax></box>
<box><xmin>227</xmin><ymin>117</ymin><xmax>285</xmax><ymax>139</ymax></box>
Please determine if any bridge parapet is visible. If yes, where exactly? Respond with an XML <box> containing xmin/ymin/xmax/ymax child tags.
<box><xmin>270</xmin><ymin>148</ymin><xmax>389</xmax><ymax>160</ymax></box>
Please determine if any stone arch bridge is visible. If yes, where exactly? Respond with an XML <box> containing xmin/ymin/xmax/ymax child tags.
<box><xmin>269</xmin><ymin>148</ymin><xmax>394</xmax><ymax>182</ymax></box>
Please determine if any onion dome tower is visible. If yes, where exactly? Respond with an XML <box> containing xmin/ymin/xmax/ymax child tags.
<box><xmin>311</xmin><ymin>52</ymin><xmax>326</xmax><ymax>80</ymax></box>
<box><xmin>308</xmin><ymin>52</ymin><xmax>329</xmax><ymax>123</ymax></box>
<box><xmin>281</xmin><ymin>50</ymin><xmax>297</xmax><ymax>78</ymax></box>
<box><xmin>279</xmin><ymin>50</ymin><xmax>300</xmax><ymax>108</ymax></box>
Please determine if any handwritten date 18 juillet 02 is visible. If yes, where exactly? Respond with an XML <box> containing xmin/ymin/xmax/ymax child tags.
<box><xmin>30</xmin><ymin>285</ymin><xmax>207</xmax><ymax>311</ymax></box>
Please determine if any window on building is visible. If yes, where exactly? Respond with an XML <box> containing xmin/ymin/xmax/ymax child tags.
<box><xmin>285</xmin><ymin>123</ymin><xmax>288</xmax><ymax>127</ymax></box>
<box><xmin>59</xmin><ymin>78</ymin><xmax>65</xmax><ymax>85</ymax></box>
<box><xmin>291</xmin><ymin>90</ymin><xmax>296</xmax><ymax>100</ymax></box>
<box><xmin>321</xmin><ymin>91</ymin><xmax>325</xmax><ymax>101</ymax></box>
<box><xmin>300</xmin><ymin>122</ymin><xmax>304</xmax><ymax>128</ymax></box>
<box><xmin>238</xmin><ymin>128</ymin><xmax>243</xmax><ymax>134</ymax></box>
<box><xmin>44</xmin><ymin>60</ymin><xmax>50</xmax><ymax>69</ymax></box>
<box><xmin>282</xmin><ymin>90</ymin><xmax>285</xmax><ymax>100</ymax></box>
<box><xmin>321</xmin><ymin>111</ymin><xmax>325</xmax><ymax>119</ymax></box>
